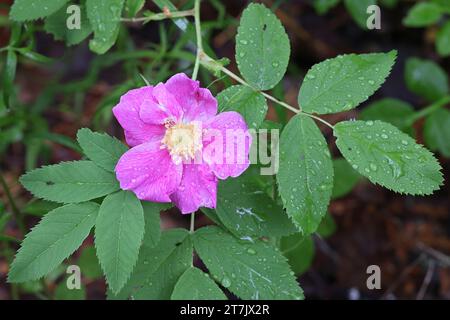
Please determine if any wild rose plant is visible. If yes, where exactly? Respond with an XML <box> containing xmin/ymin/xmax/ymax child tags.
<box><xmin>7</xmin><ymin>1</ymin><xmax>444</xmax><ymax>300</ymax></box>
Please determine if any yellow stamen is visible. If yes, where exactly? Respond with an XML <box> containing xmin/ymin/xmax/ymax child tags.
<box><xmin>161</xmin><ymin>121</ymin><xmax>202</xmax><ymax>164</ymax></box>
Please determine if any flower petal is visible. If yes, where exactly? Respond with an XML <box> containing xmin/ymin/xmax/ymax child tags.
<box><xmin>202</xmin><ymin>111</ymin><xmax>252</xmax><ymax>179</ymax></box>
<box><xmin>169</xmin><ymin>164</ymin><xmax>217</xmax><ymax>214</ymax></box>
<box><xmin>139</xmin><ymin>83</ymin><xmax>183</xmax><ymax>125</ymax></box>
<box><xmin>164</xmin><ymin>73</ymin><xmax>217</xmax><ymax>122</ymax></box>
<box><xmin>115</xmin><ymin>140</ymin><xmax>182</xmax><ymax>202</ymax></box>
<box><xmin>113</xmin><ymin>86</ymin><xmax>165</xmax><ymax>147</ymax></box>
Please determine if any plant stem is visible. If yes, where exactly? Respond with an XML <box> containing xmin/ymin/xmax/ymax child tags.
<box><xmin>192</xmin><ymin>0</ymin><xmax>203</xmax><ymax>80</ymax></box>
<box><xmin>0</xmin><ymin>172</ymin><xmax>25</xmax><ymax>235</ymax></box>
<box><xmin>404</xmin><ymin>95</ymin><xmax>450</xmax><ymax>127</ymax></box>
<box><xmin>120</xmin><ymin>9</ymin><xmax>194</xmax><ymax>23</ymax></box>
<box><xmin>190</xmin><ymin>212</ymin><xmax>196</xmax><ymax>234</ymax></box>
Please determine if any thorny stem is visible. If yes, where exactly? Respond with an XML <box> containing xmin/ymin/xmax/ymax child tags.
<box><xmin>192</xmin><ymin>0</ymin><xmax>203</xmax><ymax>80</ymax></box>
<box><xmin>120</xmin><ymin>9</ymin><xmax>194</xmax><ymax>23</ymax></box>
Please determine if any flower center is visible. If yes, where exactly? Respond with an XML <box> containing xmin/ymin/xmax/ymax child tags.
<box><xmin>161</xmin><ymin>121</ymin><xmax>202</xmax><ymax>164</ymax></box>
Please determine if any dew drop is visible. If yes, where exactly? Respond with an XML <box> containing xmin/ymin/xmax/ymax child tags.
<box><xmin>221</xmin><ymin>277</ymin><xmax>231</xmax><ymax>288</ymax></box>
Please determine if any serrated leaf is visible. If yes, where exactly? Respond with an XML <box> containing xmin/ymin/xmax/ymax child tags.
<box><xmin>334</xmin><ymin>120</ymin><xmax>443</xmax><ymax>195</ymax></box>
<box><xmin>8</xmin><ymin>202</ymin><xmax>99</xmax><ymax>283</ymax></box>
<box><xmin>20</xmin><ymin>160</ymin><xmax>119</xmax><ymax>204</ymax></box>
<box><xmin>23</xmin><ymin>200</ymin><xmax>61</xmax><ymax>217</ymax></box>
<box><xmin>332</xmin><ymin>158</ymin><xmax>361</xmax><ymax>199</ymax></box>
<box><xmin>344</xmin><ymin>0</ymin><xmax>376</xmax><ymax>29</ymax></box>
<box><xmin>77</xmin><ymin>128</ymin><xmax>128</xmax><ymax>172</ymax></box>
<box><xmin>236</xmin><ymin>3</ymin><xmax>290</xmax><ymax>90</ymax></box>
<box><xmin>10</xmin><ymin>0</ymin><xmax>70</xmax><ymax>21</ymax></box>
<box><xmin>204</xmin><ymin>174</ymin><xmax>296</xmax><ymax>240</ymax></box>
<box><xmin>95</xmin><ymin>190</ymin><xmax>145</xmax><ymax>294</ymax></box>
<box><xmin>86</xmin><ymin>0</ymin><xmax>125</xmax><ymax>54</ymax></box>
<box><xmin>405</xmin><ymin>57</ymin><xmax>449</xmax><ymax>102</ymax></box>
<box><xmin>171</xmin><ymin>267</ymin><xmax>227</xmax><ymax>300</ymax></box>
<box><xmin>217</xmin><ymin>85</ymin><xmax>268</xmax><ymax>128</ymax></box>
<box><xmin>424</xmin><ymin>108</ymin><xmax>450</xmax><ymax>158</ymax></box>
<box><xmin>277</xmin><ymin>114</ymin><xmax>333</xmax><ymax>235</ymax></box>
<box><xmin>403</xmin><ymin>2</ymin><xmax>443</xmax><ymax>27</ymax></box>
<box><xmin>299</xmin><ymin>51</ymin><xmax>396</xmax><ymax>114</ymax></box>
<box><xmin>44</xmin><ymin>3</ymin><xmax>92</xmax><ymax>46</ymax></box>
<box><xmin>437</xmin><ymin>21</ymin><xmax>450</xmax><ymax>57</ymax></box>
<box><xmin>193</xmin><ymin>226</ymin><xmax>302</xmax><ymax>300</ymax></box>
<box><xmin>359</xmin><ymin>98</ymin><xmax>415</xmax><ymax>136</ymax></box>
<box><xmin>142</xmin><ymin>201</ymin><xmax>172</xmax><ymax>248</ymax></box>
<box><xmin>280</xmin><ymin>234</ymin><xmax>314</xmax><ymax>275</ymax></box>
<box><xmin>112</xmin><ymin>229</ymin><xmax>192</xmax><ymax>300</ymax></box>
<box><xmin>313</xmin><ymin>0</ymin><xmax>340</xmax><ymax>15</ymax></box>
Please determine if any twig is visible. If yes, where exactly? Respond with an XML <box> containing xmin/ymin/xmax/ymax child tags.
<box><xmin>416</xmin><ymin>260</ymin><xmax>435</xmax><ymax>300</ymax></box>
<box><xmin>120</xmin><ymin>9</ymin><xmax>194</xmax><ymax>23</ymax></box>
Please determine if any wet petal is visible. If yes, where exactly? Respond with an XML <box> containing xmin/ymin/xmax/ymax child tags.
<box><xmin>113</xmin><ymin>86</ymin><xmax>165</xmax><ymax>147</ymax></box>
<box><xmin>165</xmin><ymin>73</ymin><xmax>217</xmax><ymax>122</ymax></box>
<box><xmin>139</xmin><ymin>83</ymin><xmax>183</xmax><ymax>125</ymax></box>
<box><xmin>170</xmin><ymin>163</ymin><xmax>217</xmax><ymax>214</ymax></box>
<box><xmin>115</xmin><ymin>140</ymin><xmax>182</xmax><ymax>202</ymax></box>
<box><xmin>202</xmin><ymin>111</ymin><xmax>252</xmax><ymax>179</ymax></box>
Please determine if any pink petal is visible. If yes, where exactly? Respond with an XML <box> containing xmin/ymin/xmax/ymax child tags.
<box><xmin>202</xmin><ymin>111</ymin><xmax>252</xmax><ymax>179</ymax></box>
<box><xmin>115</xmin><ymin>140</ymin><xmax>182</xmax><ymax>202</ymax></box>
<box><xmin>113</xmin><ymin>87</ymin><xmax>165</xmax><ymax>147</ymax></box>
<box><xmin>170</xmin><ymin>164</ymin><xmax>217</xmax><ymax>214</ymax></box>
<box><xmin>139</xmin><ymin>83</ymin><xmax>183</xmax><ymax>125</ymax></box>
<box><xmin>164</xmin><ymin>73</ymin><xmax>217</xmax><ymax>122</ymax></box>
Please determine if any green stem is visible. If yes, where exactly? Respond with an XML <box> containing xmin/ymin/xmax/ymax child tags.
<box><xmin>192</xmin><ymin>0</ymin><xmax>203</xmax><ymax>80</ymax></box>
<box><xmin>190</xmin><ymin>212</ymin><xmax>196</xmax><ymax>234</ymax></box>
<box><xmin>404</xmin><ymin>95</ymin><xmax>450</xmax><ymax>127</ymax></box>
<box><xmin>121</xmin><ymin>9</ymin><xmax>194</xmax><ymax>23</ymax></box>
<box><xmin>0</xmin><ymin>172</ymin><xmax>25</xmax><ymax>235</ymax></box>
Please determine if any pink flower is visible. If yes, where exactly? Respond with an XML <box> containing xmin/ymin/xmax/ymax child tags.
<box><xmin>113</xmin><ymin>73</ymin><xmax>252</xmax><ymax>214</ymax></box>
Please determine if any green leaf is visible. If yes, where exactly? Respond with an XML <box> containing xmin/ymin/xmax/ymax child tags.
<box><xmin>332</xmin><ymin>158</ymin><xmax>361</xmax><ymax>199</ymax></box>
<box><xmin>20</xmin><ymin>160</ymin><xmax>119</xmax><ymax>204</ymax></box>
<box><xmin>317</xmin><ymin>212</ymin><xmax>337</xmax><ymax>238</ymax></box>
<box><xmin>236</xmin><ymin>3</ymin><xmax>290</xmax><ymax>90</ymax></box>
<box><xmin>217</xmin><ymin>85</ymin><xmax>268</xmax><ymax>128</ymax></box>
<box><xmin>2</xmin><ymin>50</ymin><xmax>17</xmax><ymax>98</ymax></box>
<box><xmin>280</xmin><ymin>234</ymin><xmax>314</xmax><ymax>275</ymax></box>
<box><xmin>95</xmin><ymin>190</ymin><xmax>145</xmax><ymax>294</ymax></box>
<box><xmin>10</xmin><ymin>0</ymin><xmax>70</xmax><ymax>21</ymax></box>
<box><xmin>424</xmin><ymin>108</ymin><xmax>450</xmax><ymax>157</ymax></box>
<box><xmin>16</xmin><ymin>48</ymin><xmax>53</xmax><ymax>64</ymax></box>
<box><xmin>436</xmin><ymin>21</ymin><xmax>450</xmax><ymax>57</ymax></box>
<box><xmin>23</xmin><ymin>200</ymin><xmax>61</xmax><ymax>217</ymax></box>
<box><xmin>112</xmin><ymin>229</ymin><xmax>192</xmax><ymax>300</ymax></box>
<box><xmin>403</xmin><ymin>2</ymin><xmax>443</xmax><ymax>27</ymax></box>
<box><xmin>277</xmin><ymin>114</ymin><xmax>333</xmax><ymax>235</ymax></box>
<box><xmin>78</xmin><ymin>246</ymin><xmax>102</xmax><ymax>279</ymax></box>
<box><xmin>359</xmin><ymin>98</ymin><xmax>415</xmax><ymax>135</ymax></box>
<box><xmin>432</xmin><ymin>0</ymin><xmax>450</xmax><ymax>13</ymax></box>
<box><xmin>86</xmin><ymin>0</ymin><xmax>125</xmax><ymax>54</ymax></box>
<box><xmin>205</xmin><ymin>174</ymin><xmax>296</xmax><ymax>240</ymax></box>
<box><xmin>299</xmin><ymin>51</ymin><xmax>397</xmax><ymax>114</ymax></box>
<box><xmin>344</xmin><ymin>0</ymin><xmax>376</xmax><ymax>29</ymax></box>
<box><xmin>142</xmin><ymin>202</ymin><xmax>172</xmax><ymax>248</ymax></box>
<box><xmin>405</xmin><ymin>57</ymin><xmax>449</xmax><ymax>102</ymax></box>
<box><xmin>380</xmin><ymin>0</ymin><xmax>398</xmax><ymax>9</ymax></box>
<box><xmin>193</xmin><ymin>226</ymin><xmax>303</xmax><ymax>300</ymax></box>
<box><xmin>44</xmin><ymin>3</ymin><xmax>93</xmax><ymax>46</ymax></box>
<box><xmin>77</xmin><ymin>128</ymin><xmax>128</xmax><ymax>172</ymax></box>
<box><xmin>313</xmin><ymin>0</ymin><xmax>340</xmax><ymax>15</ymax></box>
<box><xmin>8</xmin><ymin>202</ymin><xmax>99</xmax><ymax>283</ymax></box>
<box><xmin>54</xmin><ymin>282</ymin><xmax>86</xmax><ymax>300</ymax></box>
<box><xmin>171</xmin><ymin>267</ymin><xmax>227</xmax><ymax>300</ymax></box>
<box><xmin>125</xmin><ymin>0</ymin><xmax>145</xmax><ymax>17</ymax></box>
<box><xmin>334</xmin><ymin>120</ymin><xmax>443</xmax><ymax>195</ymax></box>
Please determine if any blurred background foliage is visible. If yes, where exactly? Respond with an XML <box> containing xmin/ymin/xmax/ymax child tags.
<box><xmin>0</xmin><ymin>0</ymin><xmax>449</xmax><ymax>299</ymax></box>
